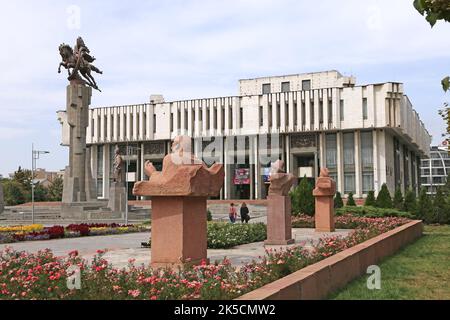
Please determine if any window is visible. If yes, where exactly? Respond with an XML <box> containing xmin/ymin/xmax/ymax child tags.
<box><xmin>301</xmin><ymin>101</ymin><xmax>306</xmax><ymax>126</ymax></box>
<box><xmin>221</xmin><ymin>106</ymin><xmax>225</xmax><ymax>130</ymax></box>
<box><xmin>310</xmin><ymin>101</ymin><xmax>314</xmax><ymax>125</ymax></box>
<box><xmin>293</xmin><ymin>101</ymin><xmax>297</xmax><ymax>127</ymax></box>
<box><xmin>343</xmin><ymin>133</ymin><xmax>355</xmax><ymax>168</ymax></box>
<box><xmin>268</xmin><ymin>103</ymin><xmax>273</xmax><ymax>128</ymax></box>
<box><xmin>340</xmin><ymin>100</ymin><xmax>344</xmax><ymax>121</ymax></box>
<box><xmin>262</xmin><ymin>83</ymin><xmax>271</xmax><ymax>94</ymax></box>
<box><xmin>276</xmin><ymin>103</ymin><xmax>280</xmax><ymax>127</ymax></box>
<box><xmin>206</xmin><ymin>108</ymin><xmax>210</xmax><ymax>130</ymax></box>
<box><xmin>97</xmin><ymin>145</ymin><xmax>104</xmax><ymax>197</ymax></box>
<box><xmin>170</xmin><ymin>113</ymin><xmax>173</xmax><ymax>132</ymax></box>
<box><xmin>319</xmin><ymin>100</ymin><xmax>323</xmax><ymax>124</ymax></box>
<box><xmin>281</xmin><ymin>82</ymin><xmax>290</xmax><ymax>92</ymax></box>
<box><xmin>344</xmin><ymin>173</ymin><xmax>355</xmax><ymax>194</ymax></box>
<box><xmin>361</xmin><ymin>131</ymin><xmax>374</xmax><ymax>193</ymax></box>
<box><xmin>177</xmin><ymin>109</ymin><xmax>181</xmax><ymax>129</ymax></box>
<box><xmin>213</xmin><ymin>107</ymin><xmax>217</xmax><ymax>129</ymax></box>
<box><xmin>184</xmin><ymin>108</ymin><xmax>188</xmax><ymax>130</ymax></box>
<box><xmin>362</xmin><ymin>98</ymin><xmax>368</xmax><ymax>120</ymax></box>
<box><xmin>362</xmin><ymin>173</ymin><xmax>374</xmax><ymax>193</ymax></box>
<box><xmin>239</xmin><ymin>107</ymin><xmax>243</xmax><ymax>128</ymax></box>
<box><xmin>259</xmin><ymin>106</ymin><xmax>263</xmax><ymax>127</ymax></box>
<box><xmin>228</xmin><ymin>106</ymin><xmax>233</xmax><ymax>129</ymax></box>
<box><xmin>327</xmin><ymin>99</ymin><xmax>333</xmax><ymax>124</ymax></box>
<box><xmin>302</xmin><ymin>80</ymin><xmax>311</xmax><ymax>91</ymax></box>
<box><xmin>153</xmin><ymin>114</ymin><xmax>156</xmax><ymax>133</ymax></box>
<box><xmin>326</xmin><ymin>134</ymin><xmax>337</xmax><ymax>169</ymax></box>
<box><xmin>130</xmin><ymin>114</ymin><xmax>133</xmax><ymax>139</ymax></box>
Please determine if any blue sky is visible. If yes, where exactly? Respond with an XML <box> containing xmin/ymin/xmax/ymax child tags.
<box><xmin>0</xmin><ymin>0</ymin><xmax>449</xmax><ymax>177</ymax></box>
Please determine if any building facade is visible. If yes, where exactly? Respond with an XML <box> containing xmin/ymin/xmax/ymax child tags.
<box><xmin>421</xmin><ymin>146</ymin><xmax>450</xmax><ymax>194</ymax></box>
<box><xmin>58</xmin><ymin>70</ymin><xmax>431</xmax><ymax>200</ymax></box>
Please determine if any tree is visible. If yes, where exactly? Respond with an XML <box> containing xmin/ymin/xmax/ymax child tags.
<box><xmin>290</xmin><ymin>176</ymin><xmax>315</xmax><ymax>216</ymax></box>
<box><xmin>433</xmin><ymin>187</ymin><xmax>449</xmax><ymax>224</ymax></box>
<box><xmin>346</xmin><ymin>192</ymin><xmax>356</xmax><ymax>206</ymax></box>
<box><xmin>334</xmin><ymin>192</ymin><xmax>344</xmax><ymax>208</ymax></box>
<box><xmin>32</xmin><ymin>183</ymin><xmax>49</xmax><ymax>202</ymax></box>
<box><xmin>12</xmin><ymin>166</ymin><xmax>32</xmax><ymax>193</ymax></box>
<box><xmin>47</xmin><ymin>176</ymin><xmax>64</xmax><ymax>201</ymax></box>
<box><xmin>375</xmin><ymin>184</ymin><xmax>393</xmax><ymax>208</ymax></box>
<box><xmin>416</xmin><ymin>187</ymin><xmax>432</xmax><ymax>220</ymax></box>
<box><xmin>393</xmin><ymin>189</ymin><xmax>404</xmax><ymax>210</ymax></box>
<box><xmin>414</xmin><ymin>0</ymin><xmax>450</xmax><ymax>91</ymax></box>
<box><xmin>2</xmin><ymin>180</ymin><xmax>26</xmax><ymax>206</ymax></box>
<box><xmin>364</xmin><ymin>191</ymin><xmax>376</xmax><ymax>207</ymax></box>
<box><xmin>404</xmin><ymin>188</ymin><xmax>418</xmax><ymax>216</ymax></box>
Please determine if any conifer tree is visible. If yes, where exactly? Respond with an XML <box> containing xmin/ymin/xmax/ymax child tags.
<box><xmin>346</xmin><ymin>192</ymin><xmax>356</xmax><ymax>206</ymax></box>
<box><xmin>375</xmin><ymin>184</ymin><xmax>393</xmax><ymax>208</ymax></box>
<box><xmin>334</xmin><ymin>192</ymin><xmax>344</xmax><ymax>208</ymax></box>
<box><xmin>364</xmin><ymin>191</ymin><xmax>376</xmax><ymax>207</ymax></box>
<box><xmin>393</xmin><ymin>188</ymin><xmax>404</xmax><ymax>210</ymax></box>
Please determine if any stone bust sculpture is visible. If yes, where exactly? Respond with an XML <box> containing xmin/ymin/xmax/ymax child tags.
<box><xmin>133</xmin><ymin>136</ymin><xmax>224</xmax><ymax>197</ymax></box>
<box><xmin>313</xmin><ymin>168</ymin><xmax>337</xmax><ymax>196</ymax></box>
<box><xmin>268</xmin><ymin>160</ymin><xmax>296</xmax><ymax>196</ymax></box>
<box><xmin>113</xmin><ymin>145</ymin><xmax>123</xmax><ymax>184</ymax></box>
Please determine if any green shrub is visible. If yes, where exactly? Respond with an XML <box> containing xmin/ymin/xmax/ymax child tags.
<box><xmin>335</xmin><ymin>206</ymin><xmax>413</xmax><ymax>219</ymax></box>
<box><xmin>290</xmin><ymin>176</ymin><xmax>315</xmax><ymax>216</ymax></box>
<box><xmin>393</xmin><ymin>189</ymin><xmax>404</xmax><ymax>210</ymax></box>
<box><xmin>364</xmin><ymin>191</ymin><xmax>376</xmax><ymax>207</ymax></box>
<box><xmin>404</xmin><ymin>188</ymin><xmax>418</xmax><ymax>216</ymax></box>
<box><xmin>207</xmin><ymin>222</ymin><xmax>267</xmax><ymax>249</ymax></box>
<box><xmin>375</xmin><ymin>184</ymin><xmax>393</xmax><ymax>208</ymax></box>
<box><xmin>415</xmin><ymin>187</ymin><xmax>432</xmax><ymax>222</ymax></box>
<box><xmin>207</xmin><ymin>209</ymin><xmax>212</xmax><ymax>222</ymax></box>
<box><xmin>434</xmin><ymin>187</ymin><xmax>450</xmax><ymax>224</ymax></box>
<box><xmin>334</xmin><ymin>192</ymin><xmax>344</xmax><ymax>208</ymax></box>
<box><xmin>346</xmin><ymin>192</ymin><xmax>356</xmax><ymax>206</ymax></box>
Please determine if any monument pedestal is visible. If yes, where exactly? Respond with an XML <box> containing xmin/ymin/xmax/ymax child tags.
<box><xmin>314</xmin><ymin>196</ymin><xmax>335</xmax><ymax>232</ymax></box>
<box><xmin>313</xmin><ymin>169</ymin><xmax>336</xmax><ymax>233</ymax></box>
<box><xmin>107</xmin><ymin>182</ymin><xmax>127</xmax><ymax>215</ymax></box>
<box><xmin>150</xmin><ymin>196</ymin><xmax>208</xmax><ymax>268</ymax></box>
<box><xmin>264</xmin><ymin>195</ymin><xmax>294</xmax><ymax>245</ymax></box>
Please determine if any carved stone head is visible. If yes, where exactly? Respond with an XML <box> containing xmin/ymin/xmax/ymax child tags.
<box><xmin>270</xmin><ymin>159</ymin><xmax>285</xmax><ymax>175</ymax></box>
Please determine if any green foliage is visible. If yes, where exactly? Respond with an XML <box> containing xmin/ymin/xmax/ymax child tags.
<box><xmin>2</xmin><ymin>180</ymin><xmax>26</xmax><ymax>206</ymax></box>
<box><xmin>434</xmin><ymin>187</ymin><xmax>450</xmax><ymax>224</ymax></box>
<box><xmin>11</xmin><ymin>167</ymin><xmax>32</xmax><ymax>193</ymax></box>
<box><xmin>364</xmin><ymin>191</ymin><xmax>376</xmax><ymax>207</ymax></box>
<box><xmin>404</xmin><ymin>188</ymin><xmax>418</xmax><ymax>216</ymax></box>
<box><xmin>207</xmin><ymin>222</ymin><xmax>266</xmax><ymax>249</ymax></box>
<box><xmin>335</xmin><ymin>206</ymin><xmax>413</xmax><ymax>219</ymax></box>
<box><xmin>32</xmin><ymin>184</ymin><xmax>48</xmax><ymax>202</ymax></box>
<box><xmin>290</xmin><ymin>176</ymin><xmax>315</xmax><ymax>216</ymax></box>
<box><xmin>393</xmin><ymin>189</ymin><xmax>404</xmax><ymax>210</ymax></box>
<box><xmin>375</xmin><ymin>184</ymin><xmax>393</xmax><ymax>208</ymax></box>
<box><xmin>47</xmin><ymin>176</ymin><xmax>64</xmax><ymax>202</ymax></box>
<box><xmin>416</xmin><ymin>187</ymin><xmax>432</xmax><ymax>220</ymax></box>
<box><xmin>346</xmin><ymin>192</ymin><xmax>356</xmax><ymax>206</ymax></box>
<box><xmin>207</xmin><ymin>209</ymin><xmax>212</xmax><ymax>222</ymax></box>
<box><xmin>334</xmin><ymin>192</ymin><xmax>344</xmax><ymax>208</ymax></box>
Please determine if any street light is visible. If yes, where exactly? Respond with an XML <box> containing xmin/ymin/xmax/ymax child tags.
<box><xmin>125</xmin><ymin>143</ymin><xmax>140</xmax><ymax>225</ymax></box>
<box><xmin>31</xmin><ymin>143</ymin><xmax>50</xmax><ymax>224</ymax></box>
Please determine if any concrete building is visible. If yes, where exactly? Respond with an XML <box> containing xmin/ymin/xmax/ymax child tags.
<box><xmin>58</xmin><ymin>70</ymin><xmax>431</xmax><ymax>200</ymax></box>
<box><xmin>421</xmin><ymin>146</ymin><xmax>450</xmax><ymax>194</ymax></box>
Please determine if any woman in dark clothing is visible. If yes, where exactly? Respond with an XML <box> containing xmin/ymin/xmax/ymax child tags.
<box><xmin>240</xmin><ymin>202</ymin><xmax>250</xmax><ymax>223</ymax></box>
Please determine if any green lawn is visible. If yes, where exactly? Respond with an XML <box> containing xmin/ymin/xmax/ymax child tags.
<box><xmin>329</xmin><ymin>225</ymin><xmax>450</xmax><ymax>300</ymax></box>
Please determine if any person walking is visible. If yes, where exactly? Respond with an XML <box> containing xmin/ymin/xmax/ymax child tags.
<box><xmin>240</xmin><ymin>202</ymin><xmax>250</xmax><ymax>223</ymax></box>
<box><xmin>229</xmin><ymin>203</ymin><xmax>237</xmax><ymax>223</ymax></box>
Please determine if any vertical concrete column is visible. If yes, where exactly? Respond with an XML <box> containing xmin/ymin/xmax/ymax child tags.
<box><xmin>280</xmin><ymin>95</ymin><xmax>286</xmax><ymax>132</ymax></box>
<box><xmin>319</xmin><ymin>132</ymin><xmax>325</xmax><ymax>169</ymax></box>
<box><xmin>313</xmin><ymin>90</ymin><xmax>320</xmax><ymax>130</ymax></box>
<box><xmin>104</xmin><ymin>144</ymin><xmax>110</xmax><ymax>199</ymax></box>
<box><xmin>224</xmin><ymin>137</ymin><xmax>230</xmax><ymax>200</ymax></box>
<box><xmin>355</xmin><ymin>131</ymin><xmax>362</xmax><ymax>197</ymax></box>
<box><xmin>288</xmin><ymin>92</ymin><xmax>295</xmax><ymax>132</ymax></box>
<box><xmin>296</xmin><ymin>92</ymin><xmax>303</xmax><ymax>131</ymax></box>
<box><xmin>305</xmin><ymin>91</ymin><xmax>311</xmax><ymax>131</ymax></box>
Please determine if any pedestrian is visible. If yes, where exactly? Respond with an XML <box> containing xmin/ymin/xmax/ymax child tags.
<box><xmin>240</xmin><ymin>202</ymin><xmax>250</xmax><ymax>223</ymax></box>
<box><xmin>229</xmin><ymin>203</ymin><xmax>237</xmax><ymax>223</ymax></box>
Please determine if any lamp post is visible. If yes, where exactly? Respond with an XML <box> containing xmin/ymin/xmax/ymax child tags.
<box><xmin>31</xmin><ymin>144</ymin><xmax>50</xmax><ymax>224</ymax></box>
<box><xmin>125</xmin><ymin>144</ymin><xmax>140</xmax><ymax>225</ymax></box>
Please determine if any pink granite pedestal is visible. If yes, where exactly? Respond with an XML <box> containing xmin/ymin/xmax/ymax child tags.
<box><xmin>264</xmin><ymin>195</ymin><xmax>295</xmax><ymax>245</ymax></box>
<box><xmin>150</xmin><ymin>196</ymin><xmax>209</xmax><ymax>269</ymax></box>
<box><xmin>313</xmin><ymin>168</ymin><xmax>336</xmax><ymax>233</ymax></box>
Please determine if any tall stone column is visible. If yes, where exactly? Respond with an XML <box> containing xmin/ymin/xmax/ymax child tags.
<box><xmin>62</xmin><ymin>81</ymin><xmax>97</xmax><ymax>204</ymax></box>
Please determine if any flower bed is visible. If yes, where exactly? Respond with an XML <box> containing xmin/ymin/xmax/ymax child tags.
<box><xmin>0</xmin><ymin>223</ymin><xmax>149</xmax><ymax>244</ymax></box>
<box><xmin>0</xmin><ymin>216</ymin><xmax>410</xmax><ymax>300</ymax></box>
<box><xmin>207</xmin><ymin>222</ymin><xmax>267</xmax><ymax>249</ymax></box>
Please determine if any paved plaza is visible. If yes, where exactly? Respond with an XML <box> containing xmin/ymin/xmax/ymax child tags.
<box><xmin>0</xmin><ymin>228</ymin><xmax>351</xmax><ymax>269</ymax></box>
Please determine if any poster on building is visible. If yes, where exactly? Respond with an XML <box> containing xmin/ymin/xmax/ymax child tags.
<box><xmin>234</xmin><ymin>168</ymin><xmax>250</xmax><ymax>185</ymax></box>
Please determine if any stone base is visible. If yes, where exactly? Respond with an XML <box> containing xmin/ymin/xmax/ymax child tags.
<box><xmin>315</xmin><ymin>196</ymin><xmax>335</xmax><ymax>232</ymax></box>
<box><xmin>150</xmin><ymin>196</ymin><xmax>208</xmax><ymax>268</ymax></box>
<box><xmin>61</xmin><ymin>201</ymin><xmax>108</xmax><ymax>220</ymax></box>
<box><xmin>264</xmin><ymin>239</ymin><xmax>295</xmax><ymax>245</ymax></box>
<box><xmin>265</xmin><ymin>195</ymin><xmax>294</xmax><ymax>245</ymax></box>
<box><xmin>107</xmin><ymin>183</ymin><xmax>127</xmax><ymax>215</ymax></box>
<box><xmin>151</xmin><ymin>258</ymin><xmax>210</xmax><ymax>270</ymax></box>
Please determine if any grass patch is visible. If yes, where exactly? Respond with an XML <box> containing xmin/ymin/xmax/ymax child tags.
<box><xmin>329</xmin><ymin>225</ymin><xmax>450</xmax><ymax>300</ymax></box>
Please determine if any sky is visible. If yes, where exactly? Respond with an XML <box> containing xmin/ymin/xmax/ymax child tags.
<box><xmin>0</xmin><ymin>0</ymin><xmax>450</xmax><ymax>177</ymax></box>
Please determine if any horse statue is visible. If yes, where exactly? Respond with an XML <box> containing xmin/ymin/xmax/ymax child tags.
<box><xmin>58</xmin><ymin>37</ymin><xmax>103</xmax><ymax>92</ymax></box>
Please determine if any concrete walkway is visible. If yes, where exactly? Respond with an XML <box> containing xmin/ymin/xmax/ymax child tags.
<box><xmin>0</xmin><ymin>228</ymin><xmax>351</xmax><ymax>269</ymax></box>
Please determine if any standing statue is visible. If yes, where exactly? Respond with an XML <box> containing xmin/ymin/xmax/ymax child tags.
<box><xmin>58</xmin><ymin>36</ymin><xmax>103</xmax><ymax>91</ymax></box>
<box><xmin>113</xmin><ymin>145</ymin><xmax>124</xmax><ymax>184</ymax></box>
